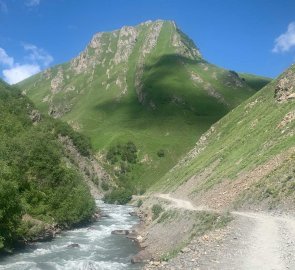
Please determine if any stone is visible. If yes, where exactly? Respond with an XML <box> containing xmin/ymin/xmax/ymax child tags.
<box><xmin>136</xmin><ymin>235</ymin><xmax>143</xmax><ymax>242</ymax></box>
<box><xmin>67</xmin><ymin>243</ymin><xmax>80</xmax><ymax>248</ymax></box>
<box><xmin>131</xmin><ymin>250</ymin><xmax>152</xmax><ymax>263</ymax></box>
<box><xmin>29</xmin><ymin>109</ymin><xmax>41</xmax><ymax>124</ymax></box>
<box><xmin>50</xmin><ymin>68</ymin><xmax>64</xmax><ymax>94</ymax></box>
<box><xmin>274</xmin><ymin>69</ymin><xmax>295</xmax><ymax>103</ymax></box>
<box><xmin>114</xmin><ymin>26</ymin><xmax>138</xmax><ymax>64</ymax></box>
<box><xmin>181</xmin><ymin>247</ymin><xmax>191</xmax><ymax>253</ymax></box>
<box><xmin>111</xmin><ymin>229</ymin><xmax>134</xmax><ymax>235</ymax></box>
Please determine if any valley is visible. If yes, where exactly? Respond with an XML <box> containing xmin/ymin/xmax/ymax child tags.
<box><xmin>18</xmin><ymin>20</ymin><xmax>270</xmax><ymax>200</ymax></box>
<box><xmin>0</xmin><ymin>7</ymin><xmax>294</xmax><ymax>269</ymax></box>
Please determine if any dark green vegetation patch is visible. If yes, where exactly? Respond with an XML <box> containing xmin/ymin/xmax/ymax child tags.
<box><xmin>0</xmin><ymin>81</ymin><xmax>95</xmax><ymax>251</ymax></box>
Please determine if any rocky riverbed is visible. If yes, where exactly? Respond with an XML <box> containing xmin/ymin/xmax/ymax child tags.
<box><xmin>0</xmin><ymin>200</ymin><xmax>142</xmax><ymax>270</ymax></box>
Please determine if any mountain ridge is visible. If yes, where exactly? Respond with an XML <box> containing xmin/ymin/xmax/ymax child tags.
<box><xmin>18</xmin><ymin>20</ymin><xmax>270</xmax><ymax>197</ymax></box>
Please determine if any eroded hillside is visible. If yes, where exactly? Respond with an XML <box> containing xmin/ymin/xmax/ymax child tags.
<box><xmin>155</xmin><ymin>64</ymin><xmax>295</xmax><ymax>212</ymax></box>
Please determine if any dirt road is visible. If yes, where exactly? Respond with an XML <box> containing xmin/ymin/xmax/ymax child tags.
<box><xmin>155</xmin><ymin>193</ymin><xmax>295</xmax><ymax>270</ymax></box>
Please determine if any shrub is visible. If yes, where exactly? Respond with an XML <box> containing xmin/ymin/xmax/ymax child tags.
<box><xmin>137</xmin><ymin>199</ymin><xmax>143</xmax><ymax>207</ymax></box>
<box><xmin>152</xmin><ymin>204</ymin><xmax>164</xmax><ymax>220</ymax></box>
<box><xmin>103</xmin><ymin>188</ymin><xmax>133</xmax><ymax>205</ymax></box>
<box><xmin>106</xmin><ymin>141</ymin><xmax>138</xmax><ymax>165</ymax></box>
<box><xmin>0</xmin><ymin>180</ymin><xmax>22</xmax><ymax>249</ymax></box>
<box><xmin>101</xmin><ymin>181</ymin><xmax>110</xmax><ymax>191</ymax></box>
<box><xmin>120</xmin><ymin>161</ymin><xmax>130</xmax><ymax>174</ymax></box>
<box><xmin>0</xmin><ymin>84</ymin><xmax>96</xmax><ymax>251</ymax></box>
<box><xmin>54</xmin><ymin>120</ymin><xmax>92</xmax><ymax>157</ymax></box>
<box><xmin>157</xmin><ymin>149</ymin><xmax>165</xmax><ymax>157</ymax></box>
<box><xmin>287</xmin><ymin>175</ymin><xmax>293</xmax><ymax>181</ymax></box>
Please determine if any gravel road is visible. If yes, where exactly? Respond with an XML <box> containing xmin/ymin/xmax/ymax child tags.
<box><xmin>149</xmin><ymin>194</ymin><xmax>295</xmax><ymax>270</ymax></box>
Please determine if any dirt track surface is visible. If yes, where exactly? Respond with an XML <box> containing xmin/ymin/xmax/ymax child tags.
<box><xmin>152</xmin><ymin>194</ymin><xmax>295</xmax><ymax>270</ymax></box>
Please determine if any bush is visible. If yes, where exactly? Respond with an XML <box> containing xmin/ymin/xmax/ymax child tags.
<box><xmin>54</xmin><ymin>120</ymin><xmax>92</xmax><ymax>157</ymax></box>
<box><xmin>106</xmin><ymin>141</ymin><xmax>138</xmax><ymax>165</ymax></box>
<box><xmin>101</xmin><ymin>181</ymin><xmax>109</xmax><ymax>191</ymax></box>
<box><xmin>157</xmin><ymin>149</ymin><xmax>165</xmax><ymax>157</ymax></box>
<box><xmin>137</xmin><ymin>199</ymin><xmax>143</xmax><ymax>207</ymax></box>
<box><xmin>152</xmin><ymin>204</ymin><xmax>164</xmax><ymax>220</ymax></box>
<box><xmin>0</xmin><ymin>180</ymin><xmax>22</xmax><ymax>249</ymax></box>
<box><xmin>103</xmin><ymin>188</ymin><xmax>133</xmax><ymax>205</ymax></box>
<box><xmin>0</xmin><ymin>84</ymin><xmax>96</xmax><ymax>251</ymax></box>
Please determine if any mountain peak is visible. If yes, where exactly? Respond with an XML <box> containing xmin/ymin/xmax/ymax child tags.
<box><xmin>19</xmin><ymin>19</ymin><xmax>270</xmax><ymax>194</ymax></box>
<box><xmin>70</xmin><ymin>20</ymin><xmax>201</xmax><ymax>76</ymax></box>
<box><xmin>20</xmin><ymin>19</ymin><xmax>265</xmax><ymax>120</ymax></box>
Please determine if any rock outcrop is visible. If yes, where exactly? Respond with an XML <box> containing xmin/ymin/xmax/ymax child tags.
<box><xmin>58</xmin><ymin>135</ymin><xmax>112</xmax><ymax>198</ymax></box>
<box><xmin>275</xmin><ymin>66</ymin><xmax>295</xmax><ymax>102</ymax></box>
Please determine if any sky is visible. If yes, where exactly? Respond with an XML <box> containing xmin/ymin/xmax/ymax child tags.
<box><xmin>0</xmin><ymin>0</ymin><xmax>295</xmax><ymax>84</ymax></box>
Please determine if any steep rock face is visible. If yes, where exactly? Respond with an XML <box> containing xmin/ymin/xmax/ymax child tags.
<box><xmin>274</xmin><ymin>67</ymin><xmax>295</xmax><ymax>102</ymax></box>
<box><xmin>114</xmin><ymin>26</ymin><xmax>138</xmax><ymax>64</ymax></box>
<box><xmin>58</xmin><ymin>135</ymin><xmax>112</xmax><ymax>199</ymax></box>
<box><xmin>20</xmin><ymin>20</ymin><xmax>210</xmax><ymax>118</ymax></box>
<box><xmin>171</xmin><ymin>21</ymin><xmax>201</xmax><ymax>60</ymax></box>
<box><xmin>18</xmin><ymin>20</ymin><xmax>270</xmax><ymax>189</ymax></box>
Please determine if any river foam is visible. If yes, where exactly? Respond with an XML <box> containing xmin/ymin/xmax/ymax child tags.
<box><xmin>0</xmin><ymin>201</ymin><xmax>141</xmax><ymax>270</ymax></box>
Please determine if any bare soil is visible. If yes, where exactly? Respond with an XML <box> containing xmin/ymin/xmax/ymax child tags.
<box><xmin>143</xmin><ymin>194</ymin><xmax>295</xmax><ymax>270</ymax></box>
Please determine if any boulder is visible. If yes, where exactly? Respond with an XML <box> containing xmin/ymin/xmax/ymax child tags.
<box><xmin>67</xmin><ymin>243</ymin><xmax>80</xmax><ymax>248</ymax></box>
<box><xmin>111</xmin><ymin>229</ymin><xmax>132</xmax><ymax>235</ymax></box>
<box><xmin>131</xmin><ymin>250</ymin><xmax>152</xmax><ymax>263</ymax></box>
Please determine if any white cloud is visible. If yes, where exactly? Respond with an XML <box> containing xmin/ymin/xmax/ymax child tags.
<box><xmin>0</xmin><ymin>0</ymin><xmax>8</xmax><ymax>13</ymax></box>
<box><xmin>273</xmin><ymin>22</ymin><xmax>295</xmax><ymax>53</ymax></box>
<box><xmin>25</xmin><ymin>0</ymin><xmax>40</xmax><ymax>7</ymax></box>
<box><xmin>0</xmin><ymin>44</ymin><xmax>53</xmax><ymax>84</ymax></box>
<box><xmin>0</xmin><ymin>48</ymin><xmax>14</xmax><ymax>67</ymax></box>
<box><xmin>3</xmin><ymin>64</ymin><xmax>40</xmax><ymax>84</ymax></box>
<box><xmin>23</xmin><ymin>43</ymin><xmax>53</xmax><ymax>67</ymax></box>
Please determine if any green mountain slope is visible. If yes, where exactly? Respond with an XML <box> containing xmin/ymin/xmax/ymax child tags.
<box><xmin>18</xmin><ymin>20</ymin><xmax>270</xmax><ymax>194</ymax></box>
<box><xmin>0</xmin><ymin>80</ymin><xmax>97</xmax><ymax>251</ymax></box>
<box><xmin>155</xmin><ymin>64</ymin><xmax>295</xmax><ymax>211</ymax></box>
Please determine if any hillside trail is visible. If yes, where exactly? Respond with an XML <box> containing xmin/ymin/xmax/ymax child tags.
<box><xmin>155</xmin><ymin>193</ymin><xmax>295</xmax><ymax>270</ymax></box>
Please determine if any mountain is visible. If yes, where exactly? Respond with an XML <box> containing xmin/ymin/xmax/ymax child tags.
<box><xmin>18</xmin><ymin>20</ymin><xmax>270</xmax><ymax>197</ymax></box>
<box><xmin>155</xmin><ymin>63</ymin><xmax>295</xmax><ymax>211</ymax></box>
<box><xmin>0</xmin><ymin>80</ymin><xmax>107</xmax><ymax>251</ymax></box>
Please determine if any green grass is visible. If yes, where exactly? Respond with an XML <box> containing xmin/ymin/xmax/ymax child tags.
<box><xmin>17</xmin><ymin>20</ymin><xmax>270</xmax><ymax>193</ymax></box>
<box><xmin>152</xmin><ymin>204</ymin><xmax>164</xmax><ymax>220</ymax></box>
<box><xmin>235</xmin><ymin>154</ymin><xmax>295</xmax><ymax>209</ymax></box>
<box><xmin>157</xmin><ymin>209</ymin><xmax>178</xmax><ymax>223</ymax></box>
<box><xmin>238</xmin><ymin>72</ymin><xmax>272</xmax><ymax>91</ymax></box>
<box><xmin>154</xmin><ymin>64</ymin><xmax>295</xmax><ymax>207</ymax></box>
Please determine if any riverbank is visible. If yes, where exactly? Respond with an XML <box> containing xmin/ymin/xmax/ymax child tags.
<box><xmin>0</xmin><ymin>201</ymin><xmax>141</xmax><ymax>270</ymax></box>
<box><xmin>130</xmin><ymin>194</ymin><xmax>232</xmax><ymax>267</ymax></box>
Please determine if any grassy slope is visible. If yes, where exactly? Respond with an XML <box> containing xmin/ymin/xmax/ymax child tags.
<box><xmin>238</xmin><ymin>72</ymin><xmax>272</xmax><ymax>91</ymax></box>
<box><xmin>18</xmin><ymin>20</ymin><xmax>270</xmax><ymax>191</ymax></box>
<box><xmin>155</xmin><ymin>64</ymin><xmax>295</xmax><ymax>209</ymax></box>
<box><xmin>0</xmin><ymin>81</ymin><xmax>95</xmax><ymax>250</ymax></box>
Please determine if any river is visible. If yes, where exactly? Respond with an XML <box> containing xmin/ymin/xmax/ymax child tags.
<box><xmin>0</xmin><ymin>200</ymin><xmax>142</xmax><ymax>270</ymax></box>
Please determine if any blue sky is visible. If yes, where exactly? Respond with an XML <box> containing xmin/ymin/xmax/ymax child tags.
<box><xmin>0</xmin><ymin>0</ymin><xmax>295</xmax><ymax>83</ymax></box>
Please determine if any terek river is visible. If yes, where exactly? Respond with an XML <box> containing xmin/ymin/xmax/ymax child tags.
<box><xmin>0</xmin><ymin>201</ymin><xmax>142</xmax><ymax>270</ymax></box>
